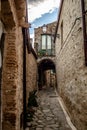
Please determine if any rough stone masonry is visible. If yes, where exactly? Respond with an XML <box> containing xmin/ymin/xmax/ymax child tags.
<box><xmin>55</xmin><ymin>0</ymin><xmax>87</xmax><ymax>130</ymax></box>
<box><xmin>1</xmin><ymin>0</ymin><xmax>37</xmax><ymax>130</ymax></box>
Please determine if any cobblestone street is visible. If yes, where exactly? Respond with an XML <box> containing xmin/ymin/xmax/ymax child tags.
<box><xmin>26</xmin><ymin>87</ymin><xmax>76</xmax><ymax>130</ymax></box>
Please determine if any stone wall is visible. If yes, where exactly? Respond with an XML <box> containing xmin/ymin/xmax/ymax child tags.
<box><xmin>26</xmin><ymin>51</ymin><xmax>37</xmax><ymax>105</ymax></box>
<box><xmin>45</xmin><ymin>70</ymin><xmax>56</xmax><ymax>88</ymax></box>
<box><xmin>1</xmin><ymin>0</ymin><xmax>37</xmax><ymax>129</ymax></box>
<box><xmin>34</xmin><ymin>21</ymin><xmax>57</xmax><ymax>54</ymax></box>
<box><xmin>16</xmin><ymin>27</ymin><xmax>23</xmax><ymax>130</ymax></box>
<box><xmin>45</xmin><ymin>70</ymin><xmax>51</xmax><ymax>88</ymax></box>
<box><xmin>1</xmin><ymin>0</ymin><xmax>27</xmax><ymax>130</ymax></box>
<box><xmin>2</xmin><ymin>27</ymin><xmax>23</xmax><ymax>130</ymax></box>
<box><xmin>55</xmin><ymin>0</ymin><xmax>87</xmax><ymax>130</ymax></box>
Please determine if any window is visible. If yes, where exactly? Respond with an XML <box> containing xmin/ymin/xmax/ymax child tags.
<box><xmin>42</xmin><ymin>35</ymin><xmax>46</xmax><ymax>49</ymax></box>
<box><xmin>41</xmin><ymin>34</ymin><xmax>52</xmax><ymax>55</ymax></box>
<box><xmin>47</xmin><ymin>35</ymin><xmax>51</xmax><ymax>49</ymax></box>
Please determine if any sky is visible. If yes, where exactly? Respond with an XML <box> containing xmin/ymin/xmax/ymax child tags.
<box><xmin>27</xmin><ymin>0</ymin><xmax>60</xmax><ymax>39</ymax></box>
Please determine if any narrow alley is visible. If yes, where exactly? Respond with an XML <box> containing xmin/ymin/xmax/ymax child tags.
<box><xmin>26</xmin><ymin>87</ymin><xmax>75</xmax><ymax>130</ymax></box>
<box><xmin>0</xmin><ymin>0</ymin><xmax>87</xmax><ymax>130</ymax></box>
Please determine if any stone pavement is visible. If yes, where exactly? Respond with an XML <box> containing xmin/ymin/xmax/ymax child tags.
<box><xmin>26</xmin><ymin>87</ymin><xmax>74</xmax><ymax>130</ymax></box>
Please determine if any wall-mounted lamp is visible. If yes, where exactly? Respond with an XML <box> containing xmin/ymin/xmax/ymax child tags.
<box><xmin>42</xmin><ymin>24</ymin><xmax>60</xmax><ymax>38</ymax></box>
<box><xmin>42</xmin><ymin>24</ymin><xmax>47</xmax><ymax>33</ymax></box>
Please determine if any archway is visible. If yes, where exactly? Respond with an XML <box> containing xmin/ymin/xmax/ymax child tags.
<box><xmin>38</xmin><ymin>58</ymin><xmax>56</xmax><ymax>90</ymax></box>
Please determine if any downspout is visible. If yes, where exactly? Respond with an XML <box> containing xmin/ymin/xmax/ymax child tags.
<box><xmin>22</xmin><ymin>1</ymin><xmax>28</xmax><ymax>129</ymax></box>
<box><xmin>81</xmin><ymin>0</ymin><xmax>87</xmax><ymax>65</ymax></box>
<box><xmin>22</xmin><ymin>28</ymin><xmax>27</xmax><ymax>129</ymax></box>
<box><xmin>0</xmin><ymin>32</ymin><xmax>5</xmax><ymax>130</ymax></box>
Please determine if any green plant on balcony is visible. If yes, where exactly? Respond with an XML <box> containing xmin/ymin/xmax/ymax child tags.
<box><xmin>38</xmin><ymin>49</ymin><xmax>46</xmax><ymax>56</ymax></box>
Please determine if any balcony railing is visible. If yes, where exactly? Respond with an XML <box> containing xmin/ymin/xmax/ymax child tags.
<box><xmin>38</xmin><ymin>49</ymin><xmax>55</xmax><ymax>57</ymax></box>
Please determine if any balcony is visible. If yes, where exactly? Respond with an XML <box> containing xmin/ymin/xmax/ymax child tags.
<box><xmin>38</xmin><ymin>49</ymin><xmax>55</xmax><ymax>57</ymax></box>
<box><xmin>37</xmin><ymin>33</ymin><xmax>55</xmax><ymax>57</ymax></box>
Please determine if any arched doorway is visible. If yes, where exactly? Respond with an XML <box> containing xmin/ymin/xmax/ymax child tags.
<box><xmin>38</xmin><ymin>59</ymin><xmax>56</xmax><ymax>90</ymax></box>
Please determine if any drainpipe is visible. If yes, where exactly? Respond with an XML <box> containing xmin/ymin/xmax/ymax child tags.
<box><xmin>23</xmin><ymin>2</ymin><xmax>28</xmax><ymax>128</ymax></box>
<box><xmin>22</xmin><ymin>28</ymin><xmax>27</xmax><ymax>129</ymax></box>
<box><xmin>81</xmin><ymin>0</ymin><xmax>87</xmax><ymax>65</ymax></box>
<box><xmin>22</xmin><ymin>0</ymin><xmax>29</xmax><ymax>129</ymax></box>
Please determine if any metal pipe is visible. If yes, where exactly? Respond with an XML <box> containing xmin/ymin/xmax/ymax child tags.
<box><xmin>22</xmin><ymin>28</ymin><xmax>27</xmax><ymax>129</ymax></box>
<box><xmin>22</xmin><ymin>1</ymin><xmax>29</xmax><ymax>129</ymax></box>
<box><xmin>81</xmin><ymin>0</ymin><xmax>87</xmax><ymax>65</ymax></box>
<box><xmin>0</xmin><ymin>32</ymin><xmax>5</xmax><ymax>130</ymax></box>
<box><xmin>25</xmin><ymin>0</ymin><xmax>31</xmax><ymax>54</ymax></box>
<box><xmin>22</xmin><ymin>0</ymin><xmax>37</xmax><ymax>129</ymax></box>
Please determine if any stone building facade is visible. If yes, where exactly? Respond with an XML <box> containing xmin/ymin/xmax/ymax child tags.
<box><xmin>34</xmin><ymin>22</ymin><xmax>57</xmax><ymax>89</ymax></box>
<box><xmin>45</xmin><ymin>70</ymin><xmax>56</xmax><ymax>88</ymax></box>
<box><xmin>0</xmin><ymin>0</ymin><xmax>37</xmax><ymax>130</ymax></box>
<box><xmin>55</xmin><ymin>0</ymin><xmax>87</xmax><ymax>130</ymax></box>
<box><xmin>34</xmin><ymin>21</ymin><xmax>57</xmax><ymax>55</ymax></box>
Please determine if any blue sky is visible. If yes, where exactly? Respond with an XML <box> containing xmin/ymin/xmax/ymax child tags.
<box><xmin>28</xmin><ymin>0</ymin><xmax>60</xmax><ymax>38</ymax></box>
<box><xmin>29</xmin><ymin>8</ymin><xmax>59</xmax><ymax>35</ymax></box>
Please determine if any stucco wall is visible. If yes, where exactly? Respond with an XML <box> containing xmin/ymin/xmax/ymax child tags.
<box><xmin>26</xmin><ymin>52</ymin><xmax>37</xmax><ymax>105</ymax></box>
<box><xmin>55</xmin><ymin>0</ymin><xmax>87</xmax><ymax>130</ymax></box>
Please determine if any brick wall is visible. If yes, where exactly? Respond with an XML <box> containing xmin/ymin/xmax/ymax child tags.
<box><xmin>2</xmin><ymin>27</ymin><xmax>23</xmax><ymax>130</ymax></box>
<box><xmin>26</xmin><ymin>52</ymin><xmax>37</xmax><ymax>106</ymax></box>
<box><xmin>16</xmin><ymin>27</ymin><xmax>23</xmax><ymax>130</ymax></box>
<box><xmin>55</xmin><ymin>0</ymin><xmax>87</xmax><ymax>130</ymax></box>
<box><xmin>1</xmin><ymin>0</ymin><xmax>28</xmax><ymax>129</ymax></box>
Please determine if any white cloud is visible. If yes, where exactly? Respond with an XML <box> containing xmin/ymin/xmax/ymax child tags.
<box><xmin>28</xmin><ymin>0</ymin><xmax>60</xmax><ymax>22</ymax></box>
<box><xmin>30</xmin><ymin>33</ymin><xmax>34</xmax><ymax>39</ymax></box>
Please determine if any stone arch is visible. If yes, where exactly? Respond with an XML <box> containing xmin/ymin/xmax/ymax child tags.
<box><xmin>38</xmin><ymin>58</ymin><xmax>56</xmax><ymax>89</ymax></box>
<box><xmin>38</xmin><ymin>58</ymin><xmax>55</xmax><ymax>71</ymax></box>
<box><xmin>37</xmin><ymin>56</ymin><xmax>55</xmax><ymax>66</ymax></box>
